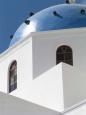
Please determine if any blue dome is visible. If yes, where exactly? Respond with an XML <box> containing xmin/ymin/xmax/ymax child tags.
<box><xmin>10</xmin><ymin>3</ymin><xmax>86</xmax><ymax>46</ymax></box>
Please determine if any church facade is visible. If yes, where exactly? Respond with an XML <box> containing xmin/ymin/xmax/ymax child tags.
<box><xmin>0</xmin><ymin>27</ymin><xmax>86</xmax><ymax>115</ymax></box>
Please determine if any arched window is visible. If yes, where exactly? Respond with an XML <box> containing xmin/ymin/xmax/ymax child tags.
<box><xmin>65</xmin><ymin>0</ymin><xmax>76</xmax><ymax>4</ymax></box>
<box><xmin>80</xmin><ymin>9</ymin><xmax>85</xmax><ymax>15</ymax></box>
<box><xmin>9</xmin><ymin>60</ymin><xmax>17</xmax><ymax>93</ymax></box>
<box><xmin>56</xmin><ymin>45</ymin><xmax>73</xmax><ymax>65</ymax></box>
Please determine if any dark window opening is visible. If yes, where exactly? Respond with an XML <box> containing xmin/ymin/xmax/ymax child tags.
<box><xmin>53</xmin><ymin>11</ymin><xmax>63</xmax><ymax>19</ymax></box>
<box><xmin>24</xmin><ymin>20</ymin><xmax>30</xmax><ymax>25</ymax></box>
<box><xmin>9</xmin><ymin>60</ymin><xmax>17</xmax><ymax>93</ymax></box>
<box><xmin>66</xmin><ymin>0</ymin><xmax>70</xmax><ymax>4</ymax></box>
<box><xmin>29</xmin><ymin>12</ymin><xmax>34</xmax><ymax>17</ymax></box>
<box><xmin>80</xmin><ymin>9</ymin><xmax>85</xmax><ymax>15</ymax></box>
<box><xmin>10</xmin><ymin>35</ymin><xmax>13</xmax><ymax>39</ymax></box>
<box><xmin>65</xmin><ymin>0</ymin><xmax>75</xmax><ymax>4</ymax></box>
<box><xmin>56</xmin><ymin>45</ymin><xmax>73</xmax><ymax>65</ymax></box>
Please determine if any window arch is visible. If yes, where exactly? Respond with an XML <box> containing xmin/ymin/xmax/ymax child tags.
<box><xmin>65</xmin><ymin>0</ymin><xmax>76</xmax><ymax>4</ymax></box>
<box><xmin>9</xmin><ymin>60</ymin><xmax>17</xmax><ymax>93</ymax></box>
<box><xmin>56</xmin><ymin>45</ymin><xmax>73</xmax><ymax>65</ymax></box>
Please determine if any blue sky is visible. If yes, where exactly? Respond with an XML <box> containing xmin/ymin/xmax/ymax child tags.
<box><xmin>0</xmin><ymin>0</ymin><xmax>85</xmax><ymax>53</ymax></box>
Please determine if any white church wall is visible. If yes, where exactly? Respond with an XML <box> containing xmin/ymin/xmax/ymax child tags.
<box><xmin>31</xmin><ymin>62</ymin><xmax>86</xmax><ymax>112</ymax></box>
<box><xmin>0</xmin><ymin>92</ymin><xmax>60</xmax><ymax>115</ymax></box>
<box><xmin>12</xmin><ymin>62</ymin><xmax>64</xmax><ymax>112</ymax></box>
<box><xmin>0</xmin><ymin>37</ymin><xmax>33</xmax><ymax>94</ymax></box>
<box><xmin>0</xmin><ymin>28</ymin><xmax>86</xmax><ymax>113</ymax></box>
<box><xmin>62</xmin><ymin>63</ymin><xmax>86</xmax><ymax>109</ymax></box>
<box><xmin>63</xmin><ymin>100</ymin><xmax>86</xmax><ymax>115</ymax></box>
<box><xmin>0</xmin><ymin>36</ymin><xmax>64</xmax><ymax>112</ymax></box>
<box><xmin>32</xmin><ymin>28</ymin><xmax>86</xmax><ymax>79</ymax></box>
<box><xmin>0</xmin><ymin>61</ymin><xmax>8</xmax><ymax>93</ymax></box>
<box><xmin>27</xmin><ymin>63</ymin><xmax>64</xmax><ymax>112</ymax></box>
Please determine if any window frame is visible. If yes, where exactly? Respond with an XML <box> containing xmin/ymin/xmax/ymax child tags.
<box><xmin>8</xmin><ymin>60</ymin><xmax>17</xmax><ymax>93</ymax></box>
<box><xmin>56</xmin><ymin>45</ymin><xmax>73</xmax><ymax>66</ymax></box>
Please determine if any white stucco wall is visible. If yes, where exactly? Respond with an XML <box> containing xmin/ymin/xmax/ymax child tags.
<box><xmin>0</xmin><ymin>36</ymin><xmax>64</xmax><ymax>112</ymax></box>
<box><xmin>31</xmin><ymin>28</ymin><xmax>86</xmax><ymax>110</ymax></box>
<box><xmin>12</xmin><ymin>63</ymin><xmax>64</xmax><ymax>112</ymax></box>
<box><xmin>63</xmin><ymin>100</ymin><xmax>86</xmax><ymax>115</ymax></box>
<box><xmin>0</xmin><ymin>37</ymin><xmax>32</xmax><ymax>93</ymax></box>
<box><xmin>0</xmin><ymin>28</ymin><xmax>86</xmax><ymax>112</ymax></box>
<box><xmin>32</xmin><ymin>28</ymin><xmax>86</xmax><ymax>79</ymax></box>
<box><xmin>29</xmin><ymin>63</ymin><xmax>64</xmax><ymax>112</ymax></box>
<box><xmin>62</xmin><ymin>63</ymin><xmax>86</xmax><ymax>109</ymax></box>
<box><xmin>0</xmin><ymin>92</ymin><xmax>60</xmax><ymax>115</ymax></box>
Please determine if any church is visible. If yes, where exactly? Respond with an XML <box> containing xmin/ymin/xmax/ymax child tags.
<box><xmin>0</xmin><ymin>0</ymin><xmax>86</xmax><ymax>115</ymax></box>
